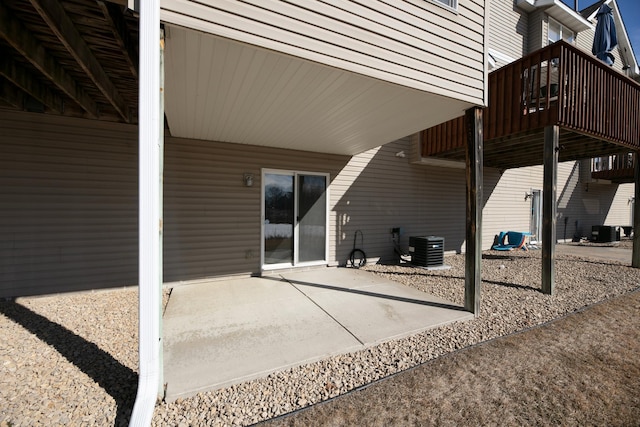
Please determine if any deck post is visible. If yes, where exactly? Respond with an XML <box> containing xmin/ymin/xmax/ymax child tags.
<box><xmin>542</xmin><ymin>125</ymin><xmax>559</xmax><ymax>294</ymax></box>
<box><xmin>465</xmin><ymin>107</ymin><xmax>483</xmax><ymax>315</ymax></box>
<box><xmin>633</xmin><ymin>150</ymin><xmax>640</xmax><ymax>268</ymax></box>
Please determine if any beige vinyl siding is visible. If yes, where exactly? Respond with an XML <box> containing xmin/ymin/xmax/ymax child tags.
<box><xmin>163</xmin><ymin>137</ymin><xmax>349</xmax><ymax>282</ymax></box>
<box><xmin>160</xmin><ymin>0</ymin><xmax>486</xmax><ymax>105</ymax></box>
<box><xmin>576</xmin><ymin>27</ymin><xmax>626</xmax><ymax>74</ymax></box>
<box><xmin>576</xmin><ymin>27</ymin><xmax>595</xmax><ymax>54</ymax></box>
<box><xmin>604</xmin><ymin>184</ymin><xmax>635</xmax><ymax>226</ymax></box>
<box><xmin>0</xmin><ymin>111</ymin><xmax>138</xmax><ymax>297</ymax></box>
<box><xmin>488</xmin><ymin>0</ymin><xmax>528</xmax><ymax>66</ymax></box>
<box><xmin>330</xmin><ymin>138</ymin><xmax>467</xmax><ymax>263</ymax></box>
<box><xmin>0</xmin><ymin>110</ymin><xmax>351</xmax><ymax>296</ymax></box>
<box><xmin>528</xmin><ymin>9</ymin><xmax>547</xmax><ymax>53</ymax></box>
<box><xmin>483</xmin><ymin>161</ymin><xmax>634</xmax><ymax>246</ymax></box>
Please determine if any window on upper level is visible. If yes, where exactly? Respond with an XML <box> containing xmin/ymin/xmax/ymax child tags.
<box><xmin>430</xmin><ymin>0</ymin><xmax>458</xmax><ymax>12</ymax></box>
<box><xmin>548</xmin><ymin>18</ymin><xmax>575</xmax><ymax>45</ymax></box>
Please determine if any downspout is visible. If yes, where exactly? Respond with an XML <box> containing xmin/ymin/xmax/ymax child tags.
<box><xmin>129</xmin><ymin>0</ymin><xmax>162</xmax><ymax>425</ymax></box>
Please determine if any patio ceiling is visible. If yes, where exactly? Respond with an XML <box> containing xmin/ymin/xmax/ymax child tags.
<box><xmin>163</xmin><ymin>25</ymin><xmax>472</xmax><ymax>156</ymax></box>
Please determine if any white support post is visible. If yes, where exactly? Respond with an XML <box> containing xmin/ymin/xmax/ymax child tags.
<box><xmin>130</xmin><ymin>0</ymin><xmax>162</xmax><ymax>425</ymax></box>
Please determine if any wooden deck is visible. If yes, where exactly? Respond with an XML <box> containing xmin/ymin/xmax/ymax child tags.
<box><xmin>422</xmin><ymin>41</ymin><xmax>640</xmax><ymax>170</ymax></box>
<box><xmin>591</xmin><ymin>153</ymin><xmax>636</xmax><ymax>183</ymax></box>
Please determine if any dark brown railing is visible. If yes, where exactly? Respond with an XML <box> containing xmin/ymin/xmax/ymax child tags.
<box><xmin>591</xmin><ymin>152</ymin><xmax>636</xmax><ymax>182</ymax></box>
<box><xmin>422</xmin><ymin>40</ymin><xmax>640</xmax><ymax>157</ymax></box>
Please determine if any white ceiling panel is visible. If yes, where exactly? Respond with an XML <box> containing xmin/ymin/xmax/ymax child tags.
<box><xmin>164</xmin><ymin>25</ymin><xmax>474</xmax><ymax>156</ymax></box>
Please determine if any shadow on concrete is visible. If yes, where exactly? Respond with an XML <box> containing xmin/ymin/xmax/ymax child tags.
<box><xmin>278</xmin><ymin>277</ymin><xmax>467</xmax><ymax>312</ymax></box>
<box><xmin>0</xmin><ymin>301</ymin><xmax>137</xmax><ymax>426</ymax></box>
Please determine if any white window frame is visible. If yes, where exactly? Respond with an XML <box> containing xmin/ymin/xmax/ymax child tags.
<box><xmin>428</xmin><ymin>0</ymin><xmax>458</xmax><ymax>13</ymax></box>
<box><xmin>261</xmin><ymin>168</ymin><xmax>330</xmax><ymax>271</ymax></box>
<box><xmin>548</xmin><ymin>17</ymin><xmax>575</xmax><ymax>45</ymax></box>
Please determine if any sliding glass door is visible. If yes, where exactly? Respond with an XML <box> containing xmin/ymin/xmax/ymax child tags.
<box><xmin>263</xmin><ymin>170</ymin><xmax>328</xmax><ymax>269</ymax></box>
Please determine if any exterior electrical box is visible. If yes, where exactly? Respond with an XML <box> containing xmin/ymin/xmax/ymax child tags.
<box><xmin>408</xmin><ymin>236</ymin><xmax>445</xmax><ymax>267</ymax></box>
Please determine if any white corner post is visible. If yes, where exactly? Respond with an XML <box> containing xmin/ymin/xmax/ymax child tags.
<box><xmin>130</xmin><ymin>0</ymin><xmax>163</xmax><ymax>425</ymax></box>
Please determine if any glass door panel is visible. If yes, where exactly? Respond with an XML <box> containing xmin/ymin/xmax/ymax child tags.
<box><xmin>297</xmin><ymin>174</ymin><xmax>327</xmax><ymax>263</ymax></box>
<box><xmin>264</xmin><ymin>173</ymin><xmax>294</xmax><ymax>265</ymax></box>
<box><xmin>530</xmin><ymin>189</ymin><xmax>542</xmax><ymax>244</ymax></box>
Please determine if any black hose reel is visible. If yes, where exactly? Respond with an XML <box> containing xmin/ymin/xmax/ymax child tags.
<box><xmin>349</xmin><ymin>230</ymin><xmax>367</xmax><ymax>268</ymax></box>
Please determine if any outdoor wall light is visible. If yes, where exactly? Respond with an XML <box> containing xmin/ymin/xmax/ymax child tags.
<box><xmin>244</xmin><ymin>173</ymin><xmax>254</xmax><ymax>187</ymax></box>
<box><xmin>395</xmin><ymin>151</ymin><xmax>406</xmax><ymax>158</ymax></box>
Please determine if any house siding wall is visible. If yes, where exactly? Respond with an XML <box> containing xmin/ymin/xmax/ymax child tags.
<box><xmin>528</xmin><ymin>9</ymin><xmax>547</xmax><ymax>53</ymax></box>
<box><xmin>2</xmin><ymin>108</ymin><xmax>634</xmax><ymax>297</ymax></box>
<box><xmin>0</xmin><ymin>111</ymin><xmax>468</xmax><ymax>297</ymax></box>
<box><xmin>483</xmin><ymin>162</ymin><xmax>634</xmax><ymax>244</ymax></box>
<box><xmin>330</xmin><ymin>138</ymin><xmax>467</xmax><ymax>264</ymax></box>
<box><xmin>160</xmin><ymin>0</ymin><xmax>486</xmax><ymax>105</ymax></box>
<box><xmin>0</xmin><ymin>111</ymin><xmax>139</xmax><ymax>297</ymax></box>
<box><xmin>576</xmin><ymin>27</ymin><xmax>626</xmax><ymax>74</ymax></box>
<box><xmin>488</xmin><ymin>0</ymin><xmax>528</xmax><ymax>65</ymax></box>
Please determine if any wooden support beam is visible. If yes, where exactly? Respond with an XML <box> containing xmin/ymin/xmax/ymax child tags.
<box><xmin>542</xmin><ymin>125</ymin><xmax>559</xmax><ymax>294</ymax></box>
<box><xmin>465</xmin><ymin>107</ymin><xmax>483</xmax><ymax>315</ymax></box>
<box><xmin>0</xmin><ymin>57</ymin><xmax>63</xmax><ymax>113</ymax></box>
<box><xmin>29</xmin><ymin>0</ymin><xmax>131</xmax><ymax>122</ymax></box>
<box><xmin>0</xmin><ymin>76</ymin><xmax>25</xmax><ymax>109</ymax></box>
<box><xmin>633</xmin><ymin>149</ymin><xmax>640</xmax><ymax>267</ymax></box>
<box><xmin>0</xmin><ymin>2</ymin><xmax>98</xmax><ymax>118</ymax></box>
<box><xmin>97</xmin><ymin>1</ymin><xmax>139</xmax><ymax>78</ymax></box>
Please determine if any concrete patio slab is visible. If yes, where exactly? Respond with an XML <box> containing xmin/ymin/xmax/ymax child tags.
<box><xmin>556</xmin><ymin>243</ymin><xmax>631</xmax><ymax>264</ymax></box>
<box><xmin>281</xmin><ymin>269</ymin><xmax>469</xmax><ymax>344</ymax></box>
<box><xmin>163</xmin><ymin>268</ymin><xmax>472</xmax><ymax>401</ymax></box>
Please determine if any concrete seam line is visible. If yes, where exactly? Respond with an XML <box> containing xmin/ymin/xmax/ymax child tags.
<box><xmin>280</xmin><ymin>275</ymin><xmax>365</xmax><ymax>346</ymax></box>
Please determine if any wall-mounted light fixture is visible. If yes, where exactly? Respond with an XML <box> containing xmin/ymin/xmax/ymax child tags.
<box><xmin>244</xmin><ymin>173</ymin><xmax>254</xmax><ymax>187</ymax></box>
<box><xmin>524</xmin><ymin>192</ymin><xmax>532</xmax><ymax>200</ymax></box>
<box><xmin>395</xmin><ymin>150</ymin><xmax>406</xmax><ymax>158</ymax></box>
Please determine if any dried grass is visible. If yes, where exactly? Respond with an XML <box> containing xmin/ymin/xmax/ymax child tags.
<box><xmin>266</xmin><ymin>290</ymin><xmax>640</xmax><ymax>426</ymax></box>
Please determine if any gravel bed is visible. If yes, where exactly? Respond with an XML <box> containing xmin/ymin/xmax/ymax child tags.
<box><xmin>1</xmin><ymin>247</ymin><xmax>639</xmax><ymax>426</ymax></box>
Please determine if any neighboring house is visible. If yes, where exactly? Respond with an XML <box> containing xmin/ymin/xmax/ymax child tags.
<box><xmin>420</xmin><ymin>0</ymin><xmax>640</xmax><ymax>250</ymax></box>
<box><xmin>0</xmin><ymin>0</ymin><xmax>487</xmax><ymax>298</ymax></box>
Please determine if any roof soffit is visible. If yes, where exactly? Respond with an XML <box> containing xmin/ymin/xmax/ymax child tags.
<box><xmin>517</xmin><ymin>0</ymin><xmax>593</xmax><ymax>32</ymax></box>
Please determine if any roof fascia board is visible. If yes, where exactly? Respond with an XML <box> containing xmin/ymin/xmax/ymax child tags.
<box><xmin>517</xmin><ymin>0</ymin><xmax>593</xmax><ymax>31</ymax></box>
<box><xmin>537</xmin><ymin>0</ymin><xmax>593</xmax><ymax>32</ymax></box>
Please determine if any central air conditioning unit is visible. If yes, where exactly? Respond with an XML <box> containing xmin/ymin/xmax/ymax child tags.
<box><xmin>409</xmin><ymin>236</ymin><xmax>445</xmax><ymax>268</ymax></box>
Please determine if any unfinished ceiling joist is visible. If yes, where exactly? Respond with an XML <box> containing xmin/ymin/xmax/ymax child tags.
<box><xmin>0</xmin><ymin>2</ymin><xmax>99</xmax><ymax>118</ymax></box>
<box><xmin>97</xmin><ymin>1</ymin><xmax>139</xmax><ymax>79</ymax></box>
<box><xmin>29</xmin><ymin>0</ymin><xmax>131</xmax><ymax>122</ymax></box>
<box><xmin>0</xmin><ymin>57</ymin><xmax>63</xmax><ymax>113</ymax></box>
<box><xmin>0</xmin><ymin>76</ymin><xmax>25</xmax><ymax>109</ymax></box>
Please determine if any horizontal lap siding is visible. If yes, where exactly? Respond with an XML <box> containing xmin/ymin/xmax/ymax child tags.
<box><xmin>162</xmin><ymin>138</ymin><xmax>350</xmax><ymax>282</ymax></box>
<box><xmin>482</xmin><ymin>161</ymin><xmax>632</xmax><ymax>246</ymax></box>
<box><xmin>528</xmin><ymin>10</ymin><xmax>546</xmax><ymax>54</ymax></box>
<box><xmin>161</xmin><ymin>0</ymin><xmax>486</xmax><ymax>104</ymax></box>
<box><xmin>577</xmin><ymin>27</ymin><xmax>626</xmax><ymax>75</ymax></box>
<box><xmin>0</xmin><ymin>111</ymin><xmax>351</xmax><ymax>296</ymax></box>
<box><xmin>330</xmin><ymin>138</ymin><xmax>467</xmax><ymax>263</ymax></box>
<box><xmin>0</xmin><ymin>111</ymin><xmax>138</xmax><ymax>297</ymax></box>
<box><xmin>488</xmin><ymin>0</ymin><xmax>527</xmax><ymax>66</ymax></box>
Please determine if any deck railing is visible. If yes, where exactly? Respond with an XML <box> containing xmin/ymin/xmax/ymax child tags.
<box><xmin>422</xmin><ymin>41</ymin><xmax>640</xmax><ymax>157</ymax></box>
<box><xmin>591</xmin><ymin>152</ymin><xmax>636</xmax><ymax>182</ymax></box>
